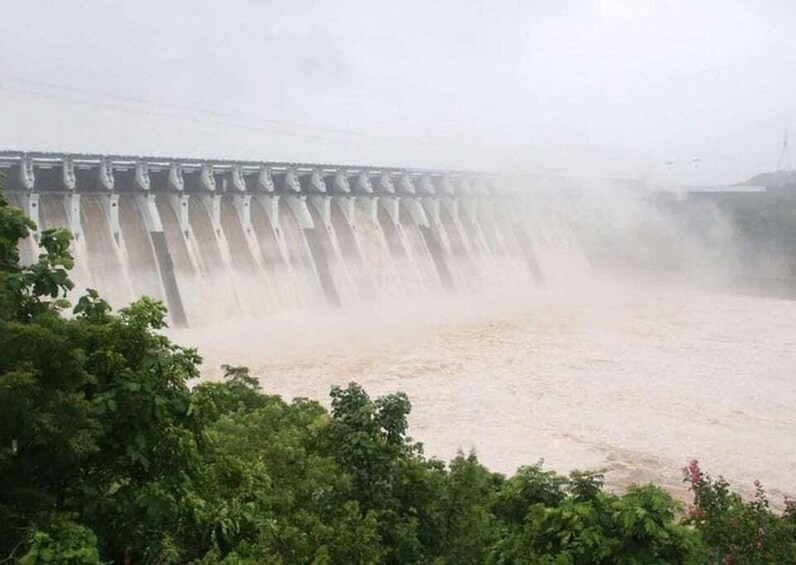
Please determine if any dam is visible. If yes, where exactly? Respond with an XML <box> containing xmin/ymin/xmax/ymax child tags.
<box><xmin>0</xmin><ymin>151</ymin><xmax>565</xmax><ymax>326</ymax></box>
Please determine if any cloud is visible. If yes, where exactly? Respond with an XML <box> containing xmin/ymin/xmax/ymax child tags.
<box><xmin>1</xmin><ymin>0</ymin><xmax>794</xmax><ymax>183</ymax></box>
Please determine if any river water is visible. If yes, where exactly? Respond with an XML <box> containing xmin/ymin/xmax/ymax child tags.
<box><xmin>173</xmin><ymin>276</ymin><xmax>796</xmax><ymax>505</ymax></box>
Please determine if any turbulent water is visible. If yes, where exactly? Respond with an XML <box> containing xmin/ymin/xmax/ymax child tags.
<box><xmin>174</xmin><ymin>280</ymin><xmax>796</xmax><ymax>505</ymax></box>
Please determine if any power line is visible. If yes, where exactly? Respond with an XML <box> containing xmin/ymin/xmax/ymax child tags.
<box><xmin>0</xmin><ymin>82</ymin><xmax>341</xmax><ymax>144</ymax></box>
<box><xmin>0</xmin><ymin>74</ymin><xmax>470</xmax><ymax>150</ymax></box>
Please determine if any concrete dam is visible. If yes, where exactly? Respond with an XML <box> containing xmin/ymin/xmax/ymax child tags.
<box><xmin>0</xmin><ymin>151</ymin><xmax>574</xmax><ymax>327</ymax></box>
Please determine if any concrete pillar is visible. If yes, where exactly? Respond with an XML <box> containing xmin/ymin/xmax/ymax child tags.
<box><xmin>98</xmin><ymin>159</ymin><xmax>115</xmax><ymax>190</ymax></box>
<box><xmin>309</xmin><ymin>195</ymin><xmax>332</xmax><ymax>228</ymax></box>
<box><xmin>255</xmin><ymin>194</ymin><xmax>280</xmax><ymax>230</ymax></box>
<box><xmin>200</xmin><ymin>163</ymin><xmax>217</xmax><ymax>192</ymax></box>
<box><xmin>136</xmin><ymin>193</ymin><xmax>164</xmax><ymax>233</ymax></box>
<box><xmin>107</xmin><ymin>193</ymin><xmax>121</xmax><ymax>240</ymax></box>
<box><xmin>353</xmin><ymin>172</ymin><xmax>374</xmax><ymax>194</ymax></box>
<box><xmin>62</xmin><ymin>158</ymin><xmax>76</xmax><ymax>191</ymax></box>
<box><xmin>356</xmin><ymin>196</ymin><xmax>378</xmax><ymax>225</ymax></box>
<box><xmin>307</xmin><ymin>169</ymin><xmax>327</xmax><ymax>193</ymax></box>
<box><xmin>284</xmin><ymin>168</ymin><xmax>301</xmax><ymax>194</ymax></box>
<box><xmin>255</xmin><ymin>194</ymin><xmax>290</xmax><ymax>265</ymax></box>
<box><xmin>19</xmin><ymin>155</ymin><xmax>35</xmax><ymax>190</ymax></box>
<box><xmin>332</xmin><ymin>171</ymin><xmax>352</xmax><ymax>194</ymax></box>
<box><xmin>64</xmin><ymin>193</ymin><xmax>82</xmax><ymax>238</ymax></box>
<box><xmin>24</xmin><ymin>193</ymin><xmax>39</xmax><ymax>236</ymax></box>
<box><xmin>199</xmin><ymin>194</ymin><xmax>222</xmax><ymax>233</ymax></box>
<box><xmin>137</xmin><ymin>193</ymin><xmax>187</xmax><ymax>327</ymax></box>
<box><xmin>397</xmin><ymin>173</ymin><xmax>416</xmax><ymax>195</ymax></box>
<box><xmin>377</xmin><ymin>174</ymin><xmax>396</xmax><ymax>195</ymax></box>
<box><xmin>418</xmin><ymin>175</ymin><xmax>436</xmax><ymax>196</ymax></box>
<box><xmin>334</xmin><ymin>195</ymin><xmax>356</xmax><ymax>229</ymax></box>
<box><xmin>422</xmin><ymin>197</ymin><xmax>452</xmax><ymax>252</ymax></box>
<box><xmin>378</xmin><ymin>196</ymin><xmax>400</xmax><ymax>225</ymax></box>
<box><xmin>231</xmin><ymin>165</ymin><xmax>247</xmax><ymax>192</ymax></box>
<box><xmin>135</xmin><ymin>161</ymin><xmax>151</xmax><ymax>191</ymax></box>
<box><xmin>405</xmin><ymin>199</ymin><xmax>430</xmax><ymax>228</ymax></box>
<box><xmin>169</xmin><ymin>194</ymin><xmax>191</xmax><ymax>234</ymax></box>
<box><xmin>258</xmin><ymin>165</ymin><xmax>275</xmax><ymax>193</ymax></box>
<box><xmin>233</xmin><ymin>194</ymin><xmax>253</xmax><ymax>232</ymax></box>
<box><xmin>284</xmin><ymin>195</ymin><xmax>314</xmax><ymax>229</ymax></box>
<box><xmin>168</xmin><ymin>163</ymin><xmax>185</xmax><ymax>191</ymax></box>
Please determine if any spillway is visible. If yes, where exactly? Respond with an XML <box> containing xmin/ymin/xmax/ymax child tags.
<box><xmin>0</xmin><ymin>151</ymin><xmax>561</xmax><ymax>327</ymax></box>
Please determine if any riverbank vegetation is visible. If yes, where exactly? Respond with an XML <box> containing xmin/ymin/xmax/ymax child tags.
<box><xmin>1</xmin><ymin>192</ymin><xmax>795</xmax><ymax>563</ymax></box>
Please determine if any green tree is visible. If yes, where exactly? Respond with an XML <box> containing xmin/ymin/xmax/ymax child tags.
<box><xmin>18</xmin><ymin>517</ymin><xmax>101</xmax><ymax>565</ymax></box>
<box><xmin>0</xmin><ymin>191</ymin><xmax>204</xmax><ymax>562</ymax></box>
<box><xmin>683</xmin><ymin>459</ymin><xmax>796</xmax><ymax>564</ymax></box>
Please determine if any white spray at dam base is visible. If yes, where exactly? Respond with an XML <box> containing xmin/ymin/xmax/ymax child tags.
<box><xmin>173</xmin><ymin>277</ymin><xmax>796</xmax><ymax>506</ymax></box>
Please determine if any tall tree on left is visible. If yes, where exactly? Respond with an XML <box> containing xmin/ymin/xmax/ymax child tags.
<box><xmin>0</xmin><ymin>182</ymin><xmax>204</xmax><ymax>564</ymax></box>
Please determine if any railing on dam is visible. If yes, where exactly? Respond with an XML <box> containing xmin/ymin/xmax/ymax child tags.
<box><xmin>0</xmin><ymin>150</ymin><xmax>563</xmax><ymax>327</ymax></box>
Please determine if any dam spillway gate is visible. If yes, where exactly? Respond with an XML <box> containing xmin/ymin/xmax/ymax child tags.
<box><xmin>0</xmin><ymin>151</ymin><xmax>567</xmax><ymax>327</ymax></box>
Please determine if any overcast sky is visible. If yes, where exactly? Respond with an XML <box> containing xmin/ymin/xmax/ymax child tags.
<box><xmin>1</xmin><ymin>0</ymin><xmax>794</xmax><ymax>184</ymax></box>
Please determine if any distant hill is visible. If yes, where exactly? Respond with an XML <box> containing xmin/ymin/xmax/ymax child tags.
<box><xmin>740</xmin><ymin>169</ymin><xmax>796</xmax><ymax>188</ymax></box>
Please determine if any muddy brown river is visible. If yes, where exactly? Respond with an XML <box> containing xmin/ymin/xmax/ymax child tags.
<box><xmin>174</xmin><ymin>279</ymin><xmax>796</xmax><ymax>505</ymax></box>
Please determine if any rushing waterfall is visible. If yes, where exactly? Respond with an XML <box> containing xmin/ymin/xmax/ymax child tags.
<box><xmin>80</xmin><ymin>194</ymin><xmax>134</xmax><ymax>307</ymax></box>
<box><xmin>0</xmin><ymin>151</ymin><xmax>565</xmax><ymax>327</ymax></box>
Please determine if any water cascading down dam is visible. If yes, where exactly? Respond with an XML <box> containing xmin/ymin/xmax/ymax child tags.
<box><xmin>0</xmin><ymin>151</ymin><xmax>561</xmax><ymax>327</ymax></box>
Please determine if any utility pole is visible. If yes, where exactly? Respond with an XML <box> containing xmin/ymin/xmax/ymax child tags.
<box><xmin>776</xmin><ymin>130</ymin><xmax>791</xmax><ymax>171</ymax></box>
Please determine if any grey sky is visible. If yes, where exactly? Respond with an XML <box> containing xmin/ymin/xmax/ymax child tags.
<box><xmin>1</xmin><ymin>0</ymin><xmax>794</xmax><ymax>184</ymax></box>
